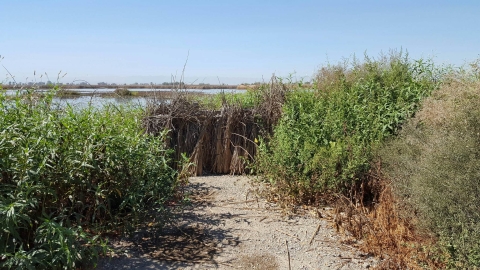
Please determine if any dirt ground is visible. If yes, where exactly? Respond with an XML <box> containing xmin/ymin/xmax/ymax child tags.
<box><xmin>96</xmin><ymin>175</ymin><xmax>378</xmax><ymax>269</ymax></box>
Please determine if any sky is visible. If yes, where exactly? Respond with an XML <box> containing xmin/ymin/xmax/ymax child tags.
<box><xmin>1</xmin><ymin>0</ymin><xmax>479</xmax><ymax>85</ymax></box>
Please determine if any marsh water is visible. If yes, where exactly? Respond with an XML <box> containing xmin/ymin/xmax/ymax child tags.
<box><xmin>3</xmin><ymin>88</ymin><xmax>246</xmax><ymax>109</ymax></box>
<box><xmin>70</xmin><ymin>88</ymin><xmax>245</xmax><ymax>95</ymax></box>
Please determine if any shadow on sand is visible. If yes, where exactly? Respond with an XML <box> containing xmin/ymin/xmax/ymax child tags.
<box><xmin>96</xmin><ymin>181</ymin><xmax>240</xmax><ymax>269</ymax></box>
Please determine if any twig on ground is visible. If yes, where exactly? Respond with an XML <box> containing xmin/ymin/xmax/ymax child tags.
<box><xmin>219</xmin><ymin>200</ymin><xmax>257</xmax><ymax>206</ymax></box>
<box><xmin>309</xmin><ymin>224</ymin><xmax>322</xmax><ymax>245</ymax></box>
<box><xmin>285</xmin><ymin>240</ymin><xmax>291</xmax><ymax>270</ymax></box>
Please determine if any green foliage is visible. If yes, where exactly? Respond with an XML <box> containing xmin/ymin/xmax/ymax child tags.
<box><xmin>196</xmin><ymin>77</ymin><xmax>307</xmax><ymax>110</ymax></box>
<box><xmin>0</xmin><ymin>89</ymin><xmax>177</xmax><ymax>269</ymax></box>
<box><xmin>195</xmin><ymin>88</ymin><xmax>263</xmax><ymax>109</ymax></box>
<box><xmin>256</xmin><ymin>53</ymin><xmax>438</xmax><ymax>202</ymax></box>
<box><xmin>379</xmin><ymin>71</ymin><xmax>480</xmax><ymax>268</ymax></box>
<box><xmin>113</xmin><ymin>88</ymin><xmax>132</xmax><ymax>96</ymax></box>
<box><xmin>56</xmin><ymin>89</ymin><xmax>80</xmax><ymax>97</ymax></box>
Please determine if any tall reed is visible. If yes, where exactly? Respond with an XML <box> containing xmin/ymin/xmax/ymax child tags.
<box><xmin>0</xmin><ymin>89</ymin><xmax>178</xmax><ymax>269</ymax></box>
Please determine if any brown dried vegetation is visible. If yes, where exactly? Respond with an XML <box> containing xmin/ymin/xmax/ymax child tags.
<box><xmin>335</xmin><ymin>164</ymin><xmax>445</xmax><ymax>269</ymax></box>
<box><xmin>142</xmin><ymin>76</ymin><xmax>290</xmax><ymax>175</ymax></box>
<box><xmin>336</xmin><ymin>66</ymin><xmax>480</xmax><ymax>269</ymax></box>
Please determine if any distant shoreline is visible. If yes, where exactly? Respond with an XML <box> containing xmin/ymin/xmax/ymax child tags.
<box><xmin>4</xmin><ymin>84</ymin><xmax>254</xmax><ymax>90</ymax></box>
<box><xmin>57</xmin><ymin>90</ymin><xmax>210</xmax><ymax>98</ymax></box>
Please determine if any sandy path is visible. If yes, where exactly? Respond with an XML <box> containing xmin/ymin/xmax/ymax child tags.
<box><xmin>96</xmin><ymin>175</ymin><xmax>377</xmax><ymax>269</ymax></box>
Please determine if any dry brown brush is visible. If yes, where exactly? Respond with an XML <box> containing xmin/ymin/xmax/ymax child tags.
<box><xmin>334</xmin><ymin>163</ymin><xmax>445</xmax><ymax>269</ymax></box>
<box><xmin>335</xmin><ymin>65</ymin><xmax>480</xmax><ymax>269</ymax></box>
<box><xmin>143</xmin><ymin>76</ymin><xmax>290</xmax><ymax>175</ymax></box>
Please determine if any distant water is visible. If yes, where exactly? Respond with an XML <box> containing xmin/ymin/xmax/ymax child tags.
<box><xmin>52</xmin><ymin>96</ymin><xmax>149</xmax><ymax>109</ymax></box>
<box><xmin>2</xmin><ymin>88</ymin><xmax>246</xmax><ymax>109</ymax></box>
<box><xmin>70</xmin><ymin>88</ymin><xmax>246</xmax><ymax>95</ymax></box>
<box><xmin>3</xmin><ymin>88</ymin><xmax>245</xmax><ymax>95</ymax></box>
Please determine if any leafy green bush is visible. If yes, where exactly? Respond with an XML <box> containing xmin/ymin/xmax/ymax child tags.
<box><xmin>256</xmin><ymin>53</ymin><xmax>438</xmax><ymax>202</ymax></box>
<box><xmin>195</xmin><ymin>88</ymin><xmax>264</xmax><ymax>110</ymax></box>
<box><xmin>113</xmin><ymin>88</ymin><xmax>132</xmax><ymax>96</ymax></box>
<box><xmin>379</xmin><ymin>72</ymin><xmax>480</xmax><ymax>268</ymax></box>
<box><xmin>0</xmin><ymin>90</ymin><xmax>178</xmax><ymax>269</ymax></box>
<box><xmin>195</xmin><ymin>77</ymin><xmax>305</xmax><ymax>110</ymax></box>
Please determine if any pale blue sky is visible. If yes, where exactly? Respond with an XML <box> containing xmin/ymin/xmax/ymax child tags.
<box><xmin>1</xmin><ymin>0</ymin><xmax>479</xmax><ymax>84</ymax></box>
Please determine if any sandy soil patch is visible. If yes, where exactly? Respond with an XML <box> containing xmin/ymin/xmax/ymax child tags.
<box><xmin>96</xmin><ymin>175</ymin><xmax>377</xmax><ymax>269</ymax></box>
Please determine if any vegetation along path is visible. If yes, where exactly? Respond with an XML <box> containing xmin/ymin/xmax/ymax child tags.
<box><xmin>97</xmin><ymin>175</ymin><xmax>378</xmax><ymax>269</ymax></box>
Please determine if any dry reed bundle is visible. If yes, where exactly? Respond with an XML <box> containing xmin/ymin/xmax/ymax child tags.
<box><xmin>143</xmin><ymin>99</ymin><xmax>258</xmax><ymax>175</ymax></box>
<box><xmin>143</xmin><ymin>76</ymin><xmax>289</xmax><ymax>176</ymax></box>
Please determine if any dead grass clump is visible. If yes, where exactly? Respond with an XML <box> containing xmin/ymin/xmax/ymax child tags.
<box><xmin>143</xmin><ymin>76</ymin><xmax>290</xmax><ymax>175</ymax></box>
<box><xmin>334</xmin><ymin>165</ymin><xmax>445</xmax><ymax>269</ymax></box>
<box><xmin>144</xmin><ymin>97</ymin><xmax>258</xmax><ymax>175</ymax></box>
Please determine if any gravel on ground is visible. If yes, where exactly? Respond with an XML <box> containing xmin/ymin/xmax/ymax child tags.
<box><xmin>96</xmin><ymin>175</ymin><xmax>378</xmax><ymax>269</ymax></box>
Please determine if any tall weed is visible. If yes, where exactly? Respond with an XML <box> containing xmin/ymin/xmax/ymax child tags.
<box><xmin>0</xmin><ymin>89</ymin><xmax>178</xmax><ymax>269</ymax></box>
<box><xmin>379</xmin><ymin>70</ymin><xmax>480</xmax><ymax>268</ymax></box>
<box><xmin>256</xmin><ymin>52</ymin><xmax>438</xmax><ymax>203</ymax></box>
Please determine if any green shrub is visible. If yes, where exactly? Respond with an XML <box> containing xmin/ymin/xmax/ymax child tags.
<box><xmin>56</xmin><ymin>89</ymin><xmax>80</xmax><ymax>96</ymax></box>
<box><xmin>379</xmin><ymin>72</ymin><xmax>480</xmax><ymax>268</ymax></box>
<box><xmin>0</xmin><ymin>90</ymin><xmax>178</xmax><ymax>269</ymax></box>
<box><xmin>195</xmin><ymin>77</ymin><xmax>305</xmax><ymax>110</ymax></box>
<box><xmin>256</xmin><ymin>52</ymin><xmax>438</xmax><ymax>202</ymax></box>
<box><xmin>195</xmin><ymin>88</ymin><xmax>264</xmax><ymax>109</ymax></box>
<box><xmin>113</xmin><ymin>88</ymin><xmax>132</xmax><ymax>96</ymax></box>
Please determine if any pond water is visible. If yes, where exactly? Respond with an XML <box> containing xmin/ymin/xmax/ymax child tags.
<box><xmin>2</xmin><ymin>88</ymin><xmax>246</xmax><ymax>109</ymax></box>
<box><xmin>52</xmin><ymin>96</ymin><xmax>150</xmax><ymax>109</ymax></box>
<box><xmin>71</xmin><ymin>88</ymin><xmax>246</xmax><ymax>95</ymax></box>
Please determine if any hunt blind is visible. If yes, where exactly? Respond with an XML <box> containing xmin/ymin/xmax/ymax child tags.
<box><xmin>143</xmin><ymin>80</ymin><xmax>287</xmax><ymax>175</ymax></box>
